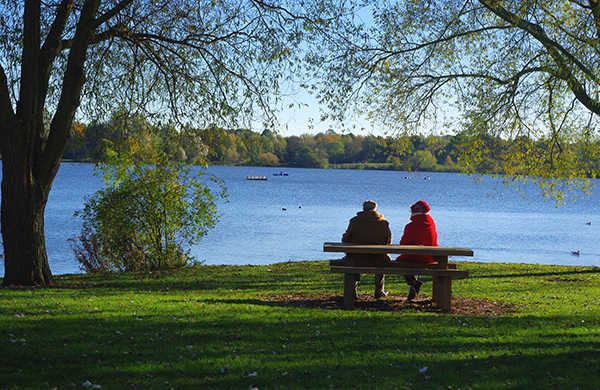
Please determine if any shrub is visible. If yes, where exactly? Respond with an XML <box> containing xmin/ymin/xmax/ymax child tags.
<box><xmin>71</xmin><ymin>164</ymin><xmax>226</xmax><ymax>273</ymax></box>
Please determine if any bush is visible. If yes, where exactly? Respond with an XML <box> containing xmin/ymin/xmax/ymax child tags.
<box><xmin>70</xmin><ymin>164</ymin><xmax>226</xmax><ymax>273</ymax></box>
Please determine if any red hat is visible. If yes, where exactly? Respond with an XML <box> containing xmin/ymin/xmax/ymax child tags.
<box><xmin>411</xmin><ymin>200</ymin><xmax>430</xmax><ymax>213</ymax></box>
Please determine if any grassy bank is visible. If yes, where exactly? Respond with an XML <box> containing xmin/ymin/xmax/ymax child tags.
<box><xmin>1</xmin><ymin>261</ymin><xmax>599</xmax><ymax>389</ymax></box>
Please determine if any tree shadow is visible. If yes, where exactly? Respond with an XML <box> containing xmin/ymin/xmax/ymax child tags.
<box><xmin>467</xmin><ymin>267</ymin><xmax>600</xmax><ymax>280</ymax></box>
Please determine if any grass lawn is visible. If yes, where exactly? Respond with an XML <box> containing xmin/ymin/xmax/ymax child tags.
<box><xmin>1</xmin><ymin>261</ymin><xmax>599</xmax><ymax>389</ymax></box>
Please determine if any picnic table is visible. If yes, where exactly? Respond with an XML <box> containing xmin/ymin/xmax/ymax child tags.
<box><xmin>324</xmin><ymin>242</ymin><xmax>473</xmax><ymax>312</ymax></box>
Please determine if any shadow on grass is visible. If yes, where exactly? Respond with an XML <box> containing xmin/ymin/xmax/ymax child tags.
<box><xmin>1</xmin><ymin>301</ymin><xmax>597</xmax><ymax>390</ymax></box>
<box><xmin>2</xmin><ymin>262</ymin><xmax>598</xmax><ymax>389</ymax></box>
<box><xmin>4</xmin><ymin>262</ymin><xmax>596</xmax><ymax>293</ymax></box>
<box><xmin>458</xmin><ymin>262</ymin><xmax>600</xmax><ymax>280</ymax></box>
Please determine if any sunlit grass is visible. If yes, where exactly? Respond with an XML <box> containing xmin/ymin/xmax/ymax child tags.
<box><xmin>1</xmin><ymin>261</ymin><xmax>599</xmax><ymax>389</ymax></box>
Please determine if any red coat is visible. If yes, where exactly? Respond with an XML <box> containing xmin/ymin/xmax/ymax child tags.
<box><xmin>396</xmin><ymin>213</ymin><xmax>438</xmax><ymax>263</ymax></box>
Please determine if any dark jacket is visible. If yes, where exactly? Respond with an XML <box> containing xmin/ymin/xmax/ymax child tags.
<box><xmin>342</xmin><ymin>210</ymin><xmax>392</xmax><ymax>266</ymax></box>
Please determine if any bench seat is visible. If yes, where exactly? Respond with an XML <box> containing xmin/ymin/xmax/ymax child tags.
<box><xmin>329</xmin><ymin>265</ymin><xmax>468</xmax><ymax>277</ymax></box>
<box><xmin>324</xmin><ymin>242</ymin><xmax>473</xmax><ymax>312</ymax></box>
<box><xmin>329</xmin><ymin>259</ymin><xmax>459</xmax><ymax>269</ymax></box>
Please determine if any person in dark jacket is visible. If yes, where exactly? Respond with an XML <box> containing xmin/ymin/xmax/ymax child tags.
<box><xmin>342</xmin><ymin>200</ymin><xmax>392</xmax><ymax>299</ymax></box>
<box><xmin>396</xmin><ymin>200</ymin><xmax>438</xmax><ymax>300</ymax></box>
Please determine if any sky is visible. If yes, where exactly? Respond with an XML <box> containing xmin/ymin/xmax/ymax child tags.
<box><xmin>275</xmin><ymin>94</ymin><xmax>379</xmax><ymax>137</ymax></box>
<box><xmin>272</xmin><ymin>5</ymin><xmax>382</xmax><ymax>138</ymax></box>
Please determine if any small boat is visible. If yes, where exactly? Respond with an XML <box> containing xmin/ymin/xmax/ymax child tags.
<box><xmin>246</xmin><ymin>176</ymin><xmax>268</xmax><ymax>181</ymax></box>
<box><xmin>273</xmin><ymin>171</ymin><xmax>289</xmax><ymax>176</ymax></box>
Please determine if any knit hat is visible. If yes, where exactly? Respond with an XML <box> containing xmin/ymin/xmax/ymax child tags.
<box><xmin>363</xmin><ymin>200</ymin><xmax>378</xmax><ymax>211</ymax></box>
<box><xmin>410</xmin><ymin>200</ymin><xmax>430</xmax><ymax>213</ymax></box>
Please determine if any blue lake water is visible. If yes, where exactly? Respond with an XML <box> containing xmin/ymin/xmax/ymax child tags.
<box><xmin>1</xmin><ymin>163</ymin><xmax>599</xmax><ymax>276</ymax></box>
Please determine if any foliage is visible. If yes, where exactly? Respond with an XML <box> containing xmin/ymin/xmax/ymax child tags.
<box><xmin>66</xmin><ymin>121</ymin><xmax>600</xmax><ymax>198</ymax></box>
<box><xmin>66</xmin><ymin>114</ymin><xmax>210</xmax><ymax>165</ymax></box>
<box><xmin>0</xmin><ymin>0</ymin><xmax>357</xmax><ymax>285</ymax></box>
<box><xmin>1</xmin><ymin>261</ymin><xmax>599</xmax><ymax>389</ymax></box>
<box><xmin>181</xmin><ymin>125</ymin><xmax>600</xmax><ymax>180</ymax></box>
<box><xmin>306</xmin><ymin>0</ymin><xmax>600</xmax><ymax>202</ymax></box>
<box><xmin>71</xmin><ymin>160</ymin><xmax>226</xmax><ymax>273</ymax></box>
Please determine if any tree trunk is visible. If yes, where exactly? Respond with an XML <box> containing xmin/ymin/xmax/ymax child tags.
<box><xmin>1</xmin><ymin>188</ymin><xmax>54</xmax><ymax>286</ymax></box>
<box><xmin>1</xmin><ymin>121</ymin><xmax>56</xmax><ymax>286</ymax></box>
<box><xmin>0</xmin><ymin>0</ymin><xmax>100</xmax><ymax>285</ymax></box>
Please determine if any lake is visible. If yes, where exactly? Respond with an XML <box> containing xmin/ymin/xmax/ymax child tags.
<box><xmin>1</xmin><ymin>163</ymin><xmax>599</xmax><ymax>276</ymax></box>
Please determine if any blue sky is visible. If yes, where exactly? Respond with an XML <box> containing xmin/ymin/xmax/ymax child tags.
<box><xmin>276</xmin><ymin>94</ymin><xmax>378</xmax><ymax>137</ymax></box>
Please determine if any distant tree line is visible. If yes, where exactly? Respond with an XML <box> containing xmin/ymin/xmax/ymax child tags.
<box><xmin>194</xmin><ymin>126</ymin><xmax>464</xmax><ymax>172</ymax></box>
<box><xmin>63</xmin><ymin>119</ymin><xmax>600</xmax><ymax>176</ymax></box>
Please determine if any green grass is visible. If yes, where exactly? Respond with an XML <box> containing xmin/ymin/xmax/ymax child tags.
<box><xmin>1</xmin><ymin>261</ymin><xmax>599</xmax><ymax>389</ymax></box>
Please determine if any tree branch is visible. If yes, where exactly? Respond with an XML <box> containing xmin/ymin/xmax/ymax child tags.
<box><xmin>0</xmin><ymin>66</ymin><xmax>19</xmax><ymax>135</ymax></box>
<box><xmin>479</xmin><ymin>0</ymin><xmax>600</xmax><ymax>115</ymax></box>
<box><xmin>40</xmin><ymin>0</ymin><xmax>74</xmax><ymax>61</ymax></box>
<box><xmin>39</xmin><ymin>0</ymin><xmax>102</xmax><ymax>186</ymax></box>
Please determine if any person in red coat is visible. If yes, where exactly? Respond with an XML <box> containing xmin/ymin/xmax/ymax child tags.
<box><xmin>396</xmin><ymin>200</ymin><xmax>438</xmax><ymax>300</ymax></box>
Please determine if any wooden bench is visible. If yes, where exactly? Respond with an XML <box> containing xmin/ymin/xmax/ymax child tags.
<box><xmin>324</xmin><ymin>242</ymin><xmax>473</xmax><ymax>312</ymax></box>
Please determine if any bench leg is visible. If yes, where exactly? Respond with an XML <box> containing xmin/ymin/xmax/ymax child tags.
<box><xmin>431</xmin><ymin>255</ymin><xmax>452</xmax><ymax>312</ymax></box>
<box><xmin>435</xmin><ymin>276</ymin><xmax>452</xmax><ymax>312</ymax></box>
<box><xmin>343</xmin><ymin>274</ymin><xmax>356</xmax><ymax>310</ymax></box>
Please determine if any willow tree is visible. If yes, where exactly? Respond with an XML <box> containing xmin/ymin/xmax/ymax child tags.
<box><xmin>0</xmin><ymin>0</ymin><xmax>345</xmax><ymax>286</ymax></box>
<box><xmin>309</xmin><ymin>0</ymin><xmax>600</xmax><ymax>201</ymax></box>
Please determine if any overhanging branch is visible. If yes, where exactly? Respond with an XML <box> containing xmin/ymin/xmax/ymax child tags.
<box><xmin>479</xmin><ymin>0</ymin><xmax>600</xmax><ymax>116</ymax></box>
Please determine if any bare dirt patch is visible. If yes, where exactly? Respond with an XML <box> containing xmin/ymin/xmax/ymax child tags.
<box><xmin>264</xmin><ymin>292</ymin><xmax>515</xmax><ymax>316</ymax></box>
